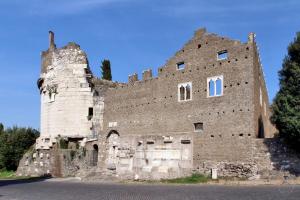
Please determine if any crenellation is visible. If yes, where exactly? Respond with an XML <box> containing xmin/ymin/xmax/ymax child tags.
<box><xmin>142</xmin><ymin>69</ymin><xmax>152</xmax><ymax>81</ymax></box>
<box><xmin>128</xmin><ymin>73</ymin><xmax>138</xmax><ymax>84</ymax></box>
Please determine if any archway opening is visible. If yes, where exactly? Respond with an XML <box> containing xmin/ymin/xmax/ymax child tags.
<box><xmin>106</xmin><ymin>130</ymin><xmax>120</xmax><ymax>170</ymax></box>
<box><xmin>91</xmin><ymin>144</ymin><xmax>98</xmax><ymax>166</ymax></box>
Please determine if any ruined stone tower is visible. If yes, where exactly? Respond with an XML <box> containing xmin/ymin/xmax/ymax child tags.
<box><xmin>36</xmin><ymin>31</ymin><xmax>95</xmax><ymax>149</ymax></box>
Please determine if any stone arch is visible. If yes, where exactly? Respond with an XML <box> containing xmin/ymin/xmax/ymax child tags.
<box><xmin>106</xmin><ymin>130</ymin><xmax>120</xmax><ymax>139</ymax></box>
<box><xmin>106</xmin><ymin>130</ymin><xmax>120</xmax><ymax>170</ymax></box>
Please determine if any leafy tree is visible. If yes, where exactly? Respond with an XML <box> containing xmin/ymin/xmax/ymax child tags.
<box><xmin>0</xmin><ymin>123</ymin><xmax>3</xmax><ymax>134</ymax></box>
<box><xmin>271</xmin><ymin>32</ymin><xmax>300</xmax><ymax>151</ymax></box>
<box><xmin>101</xmin><ymin>59</ymin><xmax>112</xmax><ymax>81</ymax></box>
<box><xmin>0</xmin><ymin>125</ymin><xmax>39</xmax><ymax>171</ymax></box>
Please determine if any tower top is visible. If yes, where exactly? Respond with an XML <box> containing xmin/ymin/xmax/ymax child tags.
<box><xmin>49</xmin><ymin>31</ymin><xmax>56</xmax><ymax>50</ymax></box>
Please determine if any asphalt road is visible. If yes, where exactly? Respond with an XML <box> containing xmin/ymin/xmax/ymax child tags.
<box><xmin>0</xmin><ymin>179</ymin><xmax>300</xmax><ymax>200</ymax></box>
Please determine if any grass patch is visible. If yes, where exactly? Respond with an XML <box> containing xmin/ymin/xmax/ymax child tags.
<box><xmin>0</xmin><ymin>170</ymin><xmax>15</xmax><ymax>178</ymax></box>
<box><xmin>0</xmin><ymin>170</ymin><xmax>38</xmax><ymax>180</ymax></box>
<box><xmin>161</xmin><ymin>173</ymin><xmax>210</xmax><ymax>184</ymax></box>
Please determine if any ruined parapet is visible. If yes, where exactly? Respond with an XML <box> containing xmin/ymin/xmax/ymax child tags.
<box><xmin>91</xmin><ymin>78</ymin><xmax>119</xmax><ymax>94</ymax></box>
<box><xmin>128</xmin><ymin>73</ymin><xmax>138</xmax><ymax>84</ymax></box>
<box><xmin>248</xmin><ymin>32</ymin><xmax>256</xmax><ymax>43</ymax></box>
<box><xmin>41</xmin><ymin>31</ymin><xmax>56</xmax><ymax>74</ymax></box>
<box><xmin>194</xmin><ymin>27</ymin><xmax>206</xmax><ymax>38</ymax></box>
<box><xmin>142</xmin><ymin>69</ymin><xmax>152</xmax><ymax>81</ymax></box>
<box><xmin>49</xmin><ymin>31</ymin><xmax>56</xmax><ymax>50</ymax></box>
<box><xmin>41</xmin><ymin>32</ymin><xmax>88</xmax><ymax>74</ymax></box>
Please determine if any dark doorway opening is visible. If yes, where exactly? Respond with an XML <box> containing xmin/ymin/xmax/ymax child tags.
<box><xmin>91</xmin><ymin>144</ymin><xmax>98</xmax><ymax>166</ymax></box>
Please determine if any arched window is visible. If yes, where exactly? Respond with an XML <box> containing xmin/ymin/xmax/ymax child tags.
<box><xmin>180</xmin><ymin>85</ymin><xmax>185</xmax><ymax>101</ymax></box>
<box><xmin>207</xmin><ymin>75</ymin><xmax>223</xmax><ymax>97</ymax></box>
<box><xmin>216</xmin><ymin>78</ymin><xmax>222</xmax><ymax>96</ymax></box>
<box><xmin>209</xmin><ymin>79</ymin><xmax>215</xmax><ymax>97</ymax></box>
<box><xmin>186</xmin><ymin>84</ymin><xmax>191</xmax><ymax>100</ymax></box>
<box><xmin>178</xmin><ymin>82</ymin><xmax>192</xmax><ymax>101</ymax></box>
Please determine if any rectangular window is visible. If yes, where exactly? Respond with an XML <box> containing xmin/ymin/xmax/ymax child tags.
<box><xmin>177</xmin><ymin>62</ymin><xmax>185</xmax><ymax>70</ymax></box>
<box><xmin>194</xmin><ymin>122</ymin><xmax>203</xmax><ymax>132</ymax></box>
<box><xmin>217</xmin><ymin>50</ymin><xmax>228</xmax><ymax>60</ymax></box>
<box><xmin>207</xmin><ymin>75</ymin><xmax>223</xmax><ymax>97</ymax></box>
<box><xmin>147</xmin><ymin>141</ymin><xmax>154</xmax><ymax>145</ymax></box>
<box><xmin>178</xmin><ymin>82</ymin><xmax>192</xmax><ymax>102</ymax></box>
<box><xmin>88</xmin><ymin>107</ymin><xmax>93</xmax><ymax>120</ymax></box>
<box><xmin>181</xmin><ymin>140</ymin><xmax>191</xmax><ymax>144</ymax></box>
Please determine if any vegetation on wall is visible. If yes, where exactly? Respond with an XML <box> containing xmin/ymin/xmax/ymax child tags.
<box><xmin>58</xmin><ymin>137</ymin><xmax>69</xmax><ymax>149</ymax></box>
<box><xmin>271</xmin><ymin>32</ymin><xmax>300</xmax><ymax>151</ymax></box>
<box><xmin>0</xmin><ymin>123</ymin><xmax>39</xmax><ymax>171</ymax></box>
<box><xmin>101</xmin><ymin>59</ymin><xmax>112</xmax><ymax>81</ymax></box>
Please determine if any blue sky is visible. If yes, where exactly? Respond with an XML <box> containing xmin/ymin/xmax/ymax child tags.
<box><xmin>0</xmin><ymin>0</ymin><xmax>299</xmax><ymax>129</ymax></box>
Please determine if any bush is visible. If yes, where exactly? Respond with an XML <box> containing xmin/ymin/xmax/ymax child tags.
<box><xmin>0</xmin><ymin>124</ymin><xmax>39</xmax><ymax>171</ymax></box>
<box><xmin>58</xmin><ymin>138</ymin><xmax>68</xmax><ymax>149</ymax></box>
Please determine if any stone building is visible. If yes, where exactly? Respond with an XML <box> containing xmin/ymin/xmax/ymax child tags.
<box><xmin>18</xmin><ymin>28</ymin><xmax>299</xmax><ymax>180</ymax></box>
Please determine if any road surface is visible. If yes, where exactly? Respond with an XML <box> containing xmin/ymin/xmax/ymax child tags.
<box><xmin>0</xmin><ymin>178</ymin><xmax>300</xmax><ymax>200</ymax></box>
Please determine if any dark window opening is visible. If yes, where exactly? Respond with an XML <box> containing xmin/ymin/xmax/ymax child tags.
<box><xmin>147</xmin><ymin>141</ymin><xmax>154</xmax><ymax>145</ymax></box>
<box><xmin>177</xmin><ymin>62</ymin><xmax>185</xmax><ymax>70</ymax></box>
<box><xmin>194</xmin><ymin>122</ymin><xmax>203</xmax><ymax>132</ymax></box>
<box><xmin>137</xmin><ymin>141</ymin><xmax>143</xmax><ymax>146</ymax></box>
<box><xmin>217</xmin><ymin>50</ymin><xmax>228</xmax><ymax>60</ymax></box>
<box><xmin>180</xmin><ymin>85</ymin><xmax>185</xmax><ymax>101</ymax></box>
<box><xmin>181</xmin><ymin>140</ymin><xmax>191</xmax><ymax>144</ymax></box>
<box><xmin>91</xmin><ymin>144</ymin><xmax>98</xmax><ymax>166</ymax></box>
<box><xmin>88</xmin><ymin>107</ymin><xmax>93</xmax><ymax>120</ymax></box>
<box><xmin>186</xmin><ymin>84</ymin><xmax>191</xmax><ymax>100</ymax></box>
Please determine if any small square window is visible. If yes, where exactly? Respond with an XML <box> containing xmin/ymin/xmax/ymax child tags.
<box><xmin>177</xmin><ymin>62</ymin><xmax>185</xmax><ymax>70</ymax></box>
<box><xmin>181</xmin><ymin>140</ymin><xmax>191</xmax><ymax>144</ymax></box>
<box><xmin>217</xmin><ymin>50</ymin><xmax>228</xmax><ymax>60</ymax></box>
<box><xmin>147</xmin><ymin>141</ymin><xmax>154</xmax><ymax>145</ymax></box>
<box><xmin>194</xmin><ymin>122</ymin><xmax>203</xmax><ymax>132</ymax></box>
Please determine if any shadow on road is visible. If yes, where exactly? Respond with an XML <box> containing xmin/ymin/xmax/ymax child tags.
<box><xmin>0</xmin><ymin>177</ymin><xmax>51</xmax><ymax>187</ymax></box>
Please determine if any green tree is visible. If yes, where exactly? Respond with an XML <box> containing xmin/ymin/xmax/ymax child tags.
<box><xmin>0</xmin><ymin>125</ymin><xmax>39</xmax><ymax>171</ymax></box>
<box><xmin>101</xmin><ymin>59</ymin><xmax>112</xmax><ymax>81</ymax></box>
<box><xmin>271</xmin><ymin>32</ymin><xmax>300</xmax><ymax>151</ymax></box>
<box><xmin>0</xmin><ymin>123</ymin><xmax>3</xmax><ymax>134</ymax></box>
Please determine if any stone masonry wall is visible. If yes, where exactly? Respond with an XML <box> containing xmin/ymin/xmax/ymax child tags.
<box><xmin>101</xmin><ymin>29</ymin><xmax>274</xmax><ymax>177</ymax></box>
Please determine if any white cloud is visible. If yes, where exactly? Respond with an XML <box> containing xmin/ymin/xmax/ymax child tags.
<box><xmin>153</xmin><ymin>0</ymin><xmax>300</xmax><ymax>17</ymax></box>
<box><xmin>4</xmin><ymin>0</ymin><xmax>135</xmax><ymax>16</ymax></box>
